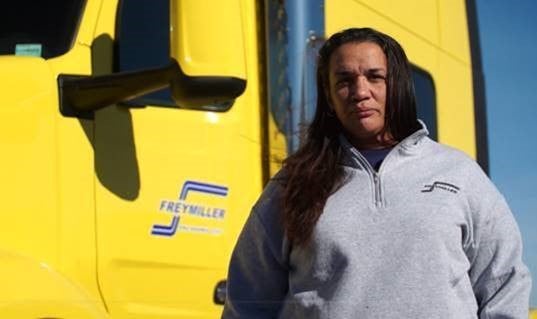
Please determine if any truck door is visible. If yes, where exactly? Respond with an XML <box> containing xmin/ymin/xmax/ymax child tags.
<box><xmin>93</xmin><ymin>0</ymin><xmax>263</xmax><ymax>318</ymax></box>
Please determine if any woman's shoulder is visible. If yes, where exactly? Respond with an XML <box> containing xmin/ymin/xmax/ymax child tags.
<box><xmin>425</xmin><ymin>138</ymin><xmax>489</xmax><ymax>175</ymax></box>
<box><xmin>250</xmin><ymin>169</ymin><xmax>287</xmax><ymax>227</ymax></box>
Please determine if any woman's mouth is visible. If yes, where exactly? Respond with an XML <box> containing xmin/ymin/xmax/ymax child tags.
<box><xmin>354</xmin><ymin>107</ymin><xmax>376</xmax><ymax>118</ymax></box>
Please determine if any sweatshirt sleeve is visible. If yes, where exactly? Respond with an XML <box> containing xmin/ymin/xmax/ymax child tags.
<box><xmin>466</xmin><ymin>194</ymin><xmax>532</xmax><ymax>319</ymax></box>
<box><xmin>222</xmin><ymin>204</ymin><xmax>289</xmax><ymax>318</ymax></box>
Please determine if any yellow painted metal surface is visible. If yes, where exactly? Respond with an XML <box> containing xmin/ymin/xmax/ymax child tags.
<box><xmin>436</xmin><ymin>51</ymin><xmax>475</xmax><ymax>154</ymax></box>
<box><xmin>75</xmin><ymin>0</ymin><xmax>102</xmax><ymax>47</ymax></box>
<box><xmin>0</xmin><ymin>0</ymin><xmax>105</xmax><ymax>316</ymax></box>
<box><xmin>0</xmin><ymin>251</ymin><xmax>107</xmax><ymax>318</ymax></box>
<box><xmin>530</xmin><ymin>309</ymin><xmax>537</xmax><ymax>319</ymax></box>
<box><xmin>91</xmin><ymin>0</ymin><xmax>264</xmax><ymax>318</ymax></box>
<box><xmin>356</xmin><ymin>0</ymin><xmax>440</xmax><ymax>46</ymax></box>
<box><xmin>266</xmin><ymin>112</ymin><xmax>288</xmax><ymax>177</ymax></box>
<box><xmin>326</xmin><ymin>0</ymin><xmax>477</xmax><ymax>158</ymax></box>
<box><xmin>171</xmin><ymin>0</ymin><xmax>246</xmax><ymax>78</ymax></box>
<box><xmin>0</xmin><ymin>56</ymin><xmax>59</xmax><ymax>267</ymax></box>
<box><xmin>49</xmin><ymin>0</ymin><xmax>103</xmax><ymax>308</ymax></box>
<box><xmin>438</xmin><ymin>0</ymin><xmax>471</xmax><ymax>64</ymax></box>
<box><xmin>0</xmin><ymin>53</ymin><xmax>99</xmax><ymax>304</ymax></box>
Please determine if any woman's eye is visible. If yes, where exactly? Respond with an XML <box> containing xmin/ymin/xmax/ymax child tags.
<box><xmin>336</xmin><ymin>78</ymin><xmax>351</xmax><ymax>86</ymax></box>
<box><xmin>369</xmin><ymin>74</ymin><xmax>386</xmax><ymax>83</ymax></box>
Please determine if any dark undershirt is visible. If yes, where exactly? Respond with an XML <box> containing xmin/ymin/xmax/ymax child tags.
<box><xmin>360</xmin><ymin>148</ymin><xmax>393</xmax><ymax>171</ymax></box>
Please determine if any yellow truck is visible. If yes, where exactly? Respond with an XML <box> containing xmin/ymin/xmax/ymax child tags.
<box><xmin>1</xmin><ymin>0</ymin><xmax>532</xmax><ymax>318</ymax></box>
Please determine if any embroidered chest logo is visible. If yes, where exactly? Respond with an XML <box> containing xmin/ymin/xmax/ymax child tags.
<box><xmin>421</xmin><ymin>181</ymin><xmax>460</xmax><ymax>194</ymax></box>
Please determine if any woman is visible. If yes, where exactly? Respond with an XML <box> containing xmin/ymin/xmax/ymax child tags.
<box><xmin>222</xmin><ymin>28</ymin><xmax>531</xmax><ymax>318</ymax></box>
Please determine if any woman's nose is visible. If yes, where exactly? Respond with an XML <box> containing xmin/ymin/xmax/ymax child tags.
<box><xmin>351</xmin><ymin>76</ymin><xmax>370</xmax><ymax>100</ymax></box>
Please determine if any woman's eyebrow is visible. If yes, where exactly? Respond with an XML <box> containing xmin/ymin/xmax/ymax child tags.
<box><xmin>334</xmin><ymin>68</ymin><xmax>386</xmax><ymax>76</ymax></box>
<box><xmin>365</xmin><ymin>68</ymin><xmax>387</xmax><ymax>74</ymax></box>
<box><xmin>334</xmin><ymin>70</ymin><xmax>354</xmax><ymax>77</ymax></box>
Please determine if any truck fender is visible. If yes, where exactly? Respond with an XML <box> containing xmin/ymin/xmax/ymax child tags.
<box><xmin>0</xmin><ymin>250</ymin><xmax>108</xmax><ymax>319</ymax></box>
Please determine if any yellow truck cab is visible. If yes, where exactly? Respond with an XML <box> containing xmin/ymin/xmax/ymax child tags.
<box><xmin>1</xmin><ymin>0</ymin><xmax>532</xmax><ymax>318</ymax></box>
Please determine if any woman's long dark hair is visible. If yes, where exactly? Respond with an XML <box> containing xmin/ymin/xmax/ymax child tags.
<box><xmin>282</xmin><ymin>27</ymin><xmax>420</xmax><ymax>246</ymax></box>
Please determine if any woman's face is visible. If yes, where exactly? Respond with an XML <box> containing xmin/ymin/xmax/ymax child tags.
<box><xmin>327</xmin><ymin>41</ymin><xmax>392</xmax><ymax>149</ymax></box>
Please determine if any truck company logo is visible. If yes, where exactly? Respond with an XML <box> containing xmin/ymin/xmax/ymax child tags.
<box><xmin>421</xmin><ymin>181</ymin><xmax>460</xmax><ymax>194</ymax></box>
<box><xmin>151</xmin><ymin>180</ymin><xmax>228</xmax><ymax>237</ymax></box>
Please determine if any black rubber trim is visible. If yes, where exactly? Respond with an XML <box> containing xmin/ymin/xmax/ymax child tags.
<box><xmin>466</xmin><ymin>0</ymin><xmax>490</xmax><ymax>174</ymax></box>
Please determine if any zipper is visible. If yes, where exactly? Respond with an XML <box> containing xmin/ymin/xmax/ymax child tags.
<box><xmin>350</xmin><ymin>150</ymin><xmax>384</xmax><ymax>208</ymax></box>
<box><xmin>353</xmin><ymin>145</ymin><xmax>400</xmax><ymax>208</ymax></box>
<box><xmin>372</xmin><ymin>172</ymin><xmax>382</xmax><ymax>207</ymax></box>
<box><xmin>373</xmin><ymin>145</ymin><xmax>400</xmax><ymax>208</ymax></box>
<box><xmin>341</xmin><ymin>126</ymin><xmax>425</xmax><ymax>209</ymax></box>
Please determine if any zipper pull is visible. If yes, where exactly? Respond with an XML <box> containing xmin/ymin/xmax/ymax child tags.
<box><xmin>373</xmin><ymin>172</ymin><xmax>382</xmax><ymax>207</ymax></box>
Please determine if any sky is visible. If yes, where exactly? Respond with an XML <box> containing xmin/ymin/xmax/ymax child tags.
<box><xmin>475</xmin><ymin>0</ymin><xmax>537</xmax><ymax>306</ymax></box>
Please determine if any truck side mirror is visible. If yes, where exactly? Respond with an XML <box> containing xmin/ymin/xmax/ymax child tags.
<box><xmin>169</xmin><ymin>0</ymin><xmax>247</xmax><ymax>109</ymax></box>
<box><xmin>169</xmin><ymin>60</ymin><xmax>246</xmax><ymax>111</ymax></box>
<box><xmin>58</xmin><ymin>0</ymin><xmax>247</xmax><ymax>118</ymax></box>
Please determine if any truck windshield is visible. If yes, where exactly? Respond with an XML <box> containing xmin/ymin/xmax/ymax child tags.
<box><xmin>0</xmin><ymin>1</ymin><xmax>86</xmax><ymax>59</ymax></box>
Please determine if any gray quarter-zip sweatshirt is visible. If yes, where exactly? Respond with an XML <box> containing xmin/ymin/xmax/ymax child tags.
<box><xmin>223</xmin><ymin>124</ymin><xmax>531</xmax><ymax>319</ymax></box>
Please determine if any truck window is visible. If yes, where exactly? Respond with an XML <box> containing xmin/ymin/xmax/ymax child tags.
<box><xmin>116</xmin><ymin>0</ymin><xmax>175</xmax><ymax>107</ymax></box>
<box><xmin>412</xmin><ymin>66</ymin><xmax>437</xmax><ymax>140</ymax></box>
<box><xmin>0</xmin><ymin>1</ymin><xmax>85</xmax><ymax>58</ymax></box>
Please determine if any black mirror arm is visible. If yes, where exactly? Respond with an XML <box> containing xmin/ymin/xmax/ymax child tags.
<box><xmin>58</xmin><ymin>61</ymin><xmax>178</xmax><ymax>118</ymax></box>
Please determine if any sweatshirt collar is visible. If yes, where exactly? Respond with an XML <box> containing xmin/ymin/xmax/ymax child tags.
<box><xmin>339</xmin><ymin>120</ymin><xmax>429</xmax><ymax>168</ymax></box>
<box><xmin>398</xmin><ymin>119</ymin><xmax>429</xmax><ymax>151</ymax></box>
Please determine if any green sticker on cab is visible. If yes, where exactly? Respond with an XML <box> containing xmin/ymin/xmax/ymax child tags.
<box><xmin>15</xmin><ymin>44</ymin><xmax>42</xmax><ymax>57</ymax></box>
